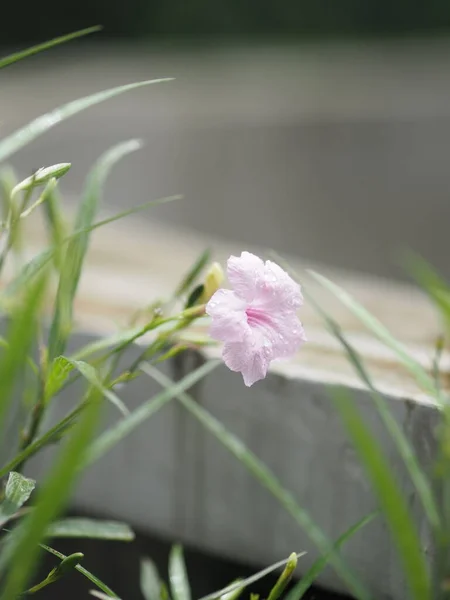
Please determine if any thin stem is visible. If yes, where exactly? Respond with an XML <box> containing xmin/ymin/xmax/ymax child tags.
<box><xmin>1</xmin><ymin>401</ymin><xmax>86</xmax><ymax>478</ymax></box>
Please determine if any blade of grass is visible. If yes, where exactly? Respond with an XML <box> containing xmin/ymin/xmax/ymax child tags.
<box><xmin>142</xmin><ymin>364</ymin><xmax>372</xmax><ymax>600</ymax></box>
<box><xmin>46</xmin><ymin>357</ymin><xmax>129</xmax><ymax>416</ymax></box>
<box><xmin>285</xmin><ymin>512</ymin><xmax>377</xmax><ymax>600</ymax></box>
<box><xmin>308</xmin><ymin>270</ymin><xmax>438</xmax><ymax>400</ymax></box>
<box><xmin>40</xmin><ymin>542</ymin><xmax>119</xmax><ymax>598</ymax></box>
<box><xmin>331</xmin><ymin>387</ymin><xmax>431</xmax><ymax>600</ymax></box>
<box><xmin>140</xmin><ymin>557</ymin><xmax>162</xmax><ymax>600</ymax></box>
<box><xmin>0</xmin><ymin>386</ymin><xmax>103</xmax><ymax>598</ymax></box>
<box><xmin>169</xmin><ymin>545</ymin><xmax>191</xmax><ymax>600</ymax></box>
<box><xmin>303</xmin><ymin>286</ymin><xmax>440</xmax><ymax>531</ymax></box>
<box><xmin>0</xmin><ymin>78</ymin><xmax>172</xmax><ymax>164</ymax></box>
<box><xmin>406</xmin><ymin>254</ymin><xmax>450</xmax><ymax>330</ymax></box>
<box><xmin>174</xmin><ymin>250</ymin><xmax>211</xmax><ymax>299</ymax></box>
<box><xmin>0</xmin><ymin>273</ymin><xmax>46</xmax><ymax>438</ymax></box>
<box><xmin>0</xmin><ymin>27</ymin><xmax>101</xmax><ymax>69</ymax></box>
<box><xmin>200</xmin><ymin>554</ymin><xmax>304</xmax><ymax>600</ymax></box>
<box><xmin>0</xmin><ymin>400</ymin><xmax>86</xmax><ymax>479</ymax></box>
<box><xmin>47</xmin><ymin>139</ymin><xmax>141</xmax><ymax>360</ymax></box>
<box><xmin>46</xmin><ymin>518</ymin><xmax>134</xmax><ymax>541</ymax></box>
<box><xmin>83</xmin><ymin>359</ymin><xmax>219</xmax><ymax>467</ymax></box>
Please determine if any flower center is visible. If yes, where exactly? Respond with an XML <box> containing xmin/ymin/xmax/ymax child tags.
<box><xmin>245</xmin><ymin>306</ymin><xmax>272</xmax><ymax>327</ymax></box>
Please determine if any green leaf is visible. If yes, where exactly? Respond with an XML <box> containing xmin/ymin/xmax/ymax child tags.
<box><xmin>200</xmin><ymin>555</ymin><xmax>305</xmax><ymax>600</ymax></box>
<box><xmin>45</xmin><ymin>356</ymin><xmax>129</xmax><ymax>416</ymax></box>
<box><xmin>142</xmin><ymin>365</ymin><xmax>372</xmax><ymax>600</ymax></box>
<box><xmin>0</xmin><ymin>27</ymin><xmax>102</xmax><ymax>69</ymax></box>
<box><xmin>0</xmin><ymin>78</ymin><xmax>172</xmax><ymax>164</ymax></box>
<box><xmin>285</xmin><ymin>512</ymin><xmax>377</xmax><ymax>600</ymax></box>
<box><xmin>0</xmin><ymin>385</ymin><xmax>103</xmax><ymax>598</ymax></box>
<box><xmin>0</xmin><ymin>400</ymin><xmax>88</xmax><ymax>480</ymax></box>
<box><xmin>24</xmin><ymin>552</ymin><xmax>84</xmax><ymax>594</ymax></box>
<box><xmin>169</xmin><ymin>545</ymin><xmax>191</xmax><ymax>600</ymax></box>
<box><xmin>83</xmin><ymin>359</ymin><xmax>219</xmax><ymax>468</ymax></box>
<box><xmin>47</xmin><ymin>140</ymin><xmax>142</xmax><ymax>360</ymax></box>
<box><xmin>308</xmin><ymin>270</ymin><xmax>438</xmax><ymax>401</ymax></box>
<box><xmin>406</xmin><ymin>254</ymin><xmax>450</xmax><ymax>330</ymax></box>
<box><xmin>40</xmin><ymin>542</ymin><xmax>120</xmax><ymax>598</ymax></box>
<box><xmin>140</xmin><ymin>557</ymin><xmax>163</xmax><ymax>600</ymax></box>
<box><xmin>46</xmin><ymin>518</ymin><xmax>134</xmax><ymax>541</ymax></box>
<box><xmin>174</xmin><ymin>249</ymin><xmax>211</xmax><ymax>299</ymax></box>
<box><xmin>0</xmin><ymin>472</ymin><xmax>35</xmax><ymax>527</ymax></box>
<box><xmin>267</xmin><ymin>553</ymin><xmax>298</xmax><ymax>600</ymax></box>
<box><xmin>0</xmin><ymin>272</ymin><xmax>46</xmax><ymax>438</ymax></box>
<box><xmin>44</xmin><ymin>356</ymin><xmax>75</xmax><ymax>401</ymax></box>
<box><xmin>304</xmin><ymin>288</ymin><xmax>440</xmax><ymax>532</ymax></box>
<box><xmin>218</xmin><ymin>580</ymin><xmax>244</xmax><ymax>600</ymax></box>
<box><xmin>91</xmin><ymin>591</ymin><xmax>122</xmax><ymax>600</ymax></box>
<box><xmin>331</xmin><ymin>387</ymin><xmax>431</xmax><ymax>600</ymax></box>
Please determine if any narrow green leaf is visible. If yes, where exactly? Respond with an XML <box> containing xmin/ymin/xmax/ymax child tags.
<box><xmin>45</xmin><ymin>356</ymin><xmax>129</xmax><ymax>416</ymax></box>
<box><xmin>406</xmin><ymin>254</ymin><xmax>450</xmax><ymax>330</ymax></box>
<box><xmin>331</xmin><ymin>387</ymin><xmax>431</xmax><ymax>600</ymax></box>
<box><xmin>40</xmin><ymin>542</ymin><xmax>119</xmax><ymax>598</ymax></box>
<box><xmin>83</xmin><ymin>360</ymin><xmax>219</xmax><ymax>468</ymax></box>
<box><xmin>308</xmin><ymin>270</ymin><xmax>438</xmax><ymax>400</ymax></box>
<box><xmin>140</xmin><ymin>557</ymin><xmax>162</xmax><ymax>600</ymax></box>
<box><xmin>47</xmin><ymin>140</ymin><xmax>142</xmax><ymax>360</ymax></box>
<box><xmin>169</xmin><ymin>545</ymin><xmax>191</xmax><ymax>600</ymax></box>
<box><xmin>219</xmin><ymin>580</ymin><xmax>244</xmax><ymax>600</ymax></box>
<box><xmin>0</xmin><ymin>386</ymin><xmax>103</xmax><ymax>598</ymax></box>
<box><xmin>142</xmin><ymin>365</ymin><xmax>372</xmax><ymax>600</ymax></box>
<box><xmin>0</xmin><ymin>472</ymin><xmax>35</xmax><ymax>527</ymax></box>
<box><xmin>0</xmin><ymin>79</ymin><xmax>172</xmax><ymax>164</ymax></box>
<box><xmin>24</xmin><ymin>552</ymin><xmax>84</xmax><ymax>594</ymax></box>
<box><xmin>174</xmin><ymin>249</ymin><xmax>211</xmax><ymax>299</ymax></box>
<box><xmin>0</xmin><ymin>272</ymin><xmax>46</xmax><ymax>437</ymax></box>
<box><xmin>304</xmin><ymin>288</ymin><xmax>440</xmax><ymax>532</ymax></box>
<box><xmin>0</xmin><ymin>27</ymin><xmax>102</xmax><ymax>69</ymax></box>
<box><xmin>200</xmin><ymin>555</ymin><xmax>305</xmax><ymax>600</ymax></box>
<box><xmin>0</xmin><ymin>401</ymin><xmax>87</xmax><ymax>479</ymax></box>
<box><xmin>267</xmin><ymin>553</ymin><xmax>298</xmax><ymax>600</ymax></box>
<box><xmin>90</xmin><ymin>591</ymin><xmax>121</xmax><ymax>600</ymax></box>
<box><xmin>70</xmin><ymin>326</ymin><xmax>145</xmax><ymax>361</ymax></box>
<box><xmin>46</xmin><ymin>517</ymin><xmax>134</xmax><ymax>541</ymax></box>
<box><xmin>285</xmin><ymin>512</ymin><xmax>377</xmax><ymax>600</ymax></box>
<box><xmin>44</xmin><ymin>356</ymin><xmax>76</xmax><ymax>402</ymax></box>
<box><xmin>42</xmin><ymin>186</ymin><xmax>67</xmax><ymax>271</ymax></box>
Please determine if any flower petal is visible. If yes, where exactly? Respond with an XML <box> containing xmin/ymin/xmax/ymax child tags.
<box><xmin>227</xmin><ymin>252</ymin><xmax>265</xmax><ymax>301</ymax></box>
<box><xmin>206</xmin><ymin>289</ymin><xmax>248</xmax><ymax>343</ymax></box>
<box><xmin>222</xmin><ymin>339</ymin><xmax>271</xmax><ymax>386</ymax></box>
<box><xmin>269</xmin><ymin>312</ymin><xmax>307</xmax><ymax>357</ymax></box>
<box><xmin>251</xmin><ymin>259</ymin><xmax>303</xmax><ymax>312</ymax></box>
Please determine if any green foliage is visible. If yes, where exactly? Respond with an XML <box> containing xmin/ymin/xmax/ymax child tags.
<box><xmin>3</xmin><ymin>25</ymin><xmax>450</xmax><ymax>600</ymax></box>
<box><xmin>0</xmin><ymin>472</ymin><xmax>35</xmax><ymax>528</ymax></box>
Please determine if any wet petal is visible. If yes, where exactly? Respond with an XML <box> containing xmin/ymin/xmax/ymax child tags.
<box><xmin>227</xmin><ymin>252</ymin><xmax>265</xmax><ymax>302</ymax></box>
<box><xmin>206</xmin><ymin>289</ymin><xmax>248</xmax><ymax>343</ymax></box>
<box><xmin>222</xmin><ymin>339</ymin><xmax>271</xmax><ymax>386</ymax></box>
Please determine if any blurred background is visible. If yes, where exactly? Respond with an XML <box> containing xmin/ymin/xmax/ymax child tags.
<box><xmin>1</xmin><ymin>2</ymin><xmax>450</xmax><ymax>282</ymax></box>
<box><xmin>2</xmin><ymin>4</ymin><xmax>449</xmax><ymax>599</ymax></box>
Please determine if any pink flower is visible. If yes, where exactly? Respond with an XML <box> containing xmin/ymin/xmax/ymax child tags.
<box><xmin>206</xmin><ymin>251</ymin><xmax>306</xmax><ymax>386</ymax></box>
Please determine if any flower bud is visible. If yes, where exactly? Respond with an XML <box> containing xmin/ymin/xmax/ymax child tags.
<box><xmin>200</xmin><ymin>262</ymin><xmax>224</xmax><ymax>303</ymax></box>
<box><xmin>11</xmin><ymin>163</ymin><xmax>71</xmax><ymax>199</ymax></box>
